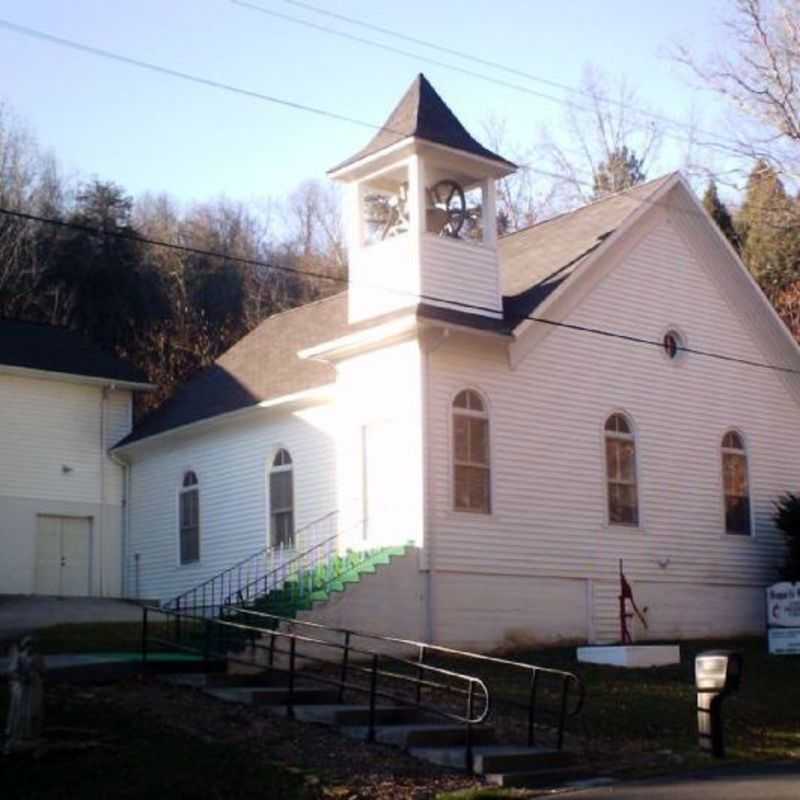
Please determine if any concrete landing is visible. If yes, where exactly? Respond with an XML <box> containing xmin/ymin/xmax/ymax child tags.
<box><xmin>577</xmin><ymin>645</ymin><xmax>680</xmax><ymax>668</ymax></box>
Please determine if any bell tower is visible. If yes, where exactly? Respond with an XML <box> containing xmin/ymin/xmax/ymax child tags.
<box><xmin>328</xmin><ymin>74</ymin><xmax>516</xmax><ymax>324</ymax></box>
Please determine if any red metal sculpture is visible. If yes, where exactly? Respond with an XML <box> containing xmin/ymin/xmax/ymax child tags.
<box><xmin>619</xmin><ymin>559</ymin><xmax>648</xmax><ymax>645</ymax></box>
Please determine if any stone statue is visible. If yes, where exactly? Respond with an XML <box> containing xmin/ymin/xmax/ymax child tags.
<box><xmin>4</xmin><ymin>636</ymin><xmax>45</xmax><ymax>755</ymax></box>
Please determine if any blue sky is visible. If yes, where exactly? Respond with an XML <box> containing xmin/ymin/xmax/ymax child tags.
<box><xmin>0</xmin><ymin>0</ymin><xmax>730</xmax><ymax>205</ymax></box>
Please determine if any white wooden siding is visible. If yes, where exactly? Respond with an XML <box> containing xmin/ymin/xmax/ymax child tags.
<box><xmin>348</xmin><ymin>235</ymin><xmax>418</xmax><ymax>323</ymax></box>
<box><xmin>428</xmin><ymin>217</ymin><xmax>797</xmax><ymax>641</ymax></box>
<box><xmin>126</xmin><ymin>405</ymin><xmax>337</xmax><ymax>602</ymax></box>
<box><xmin>334</xmin><ymin>338</ymin><xmax>425</xmax><ymax>551</ymax></box>
<box><xmin>0</xmin><ymin>374</ymin><xmax>130</xmax><ymax>505</ymax></box>
<box><xmin>420</xmin><ymin>235</ymin><xmax>502</xmax><ymax>316</ymax></box>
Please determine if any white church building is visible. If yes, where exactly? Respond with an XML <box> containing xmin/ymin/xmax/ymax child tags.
<box><xmin>111</xmin><ymin>74</ymin><xmax>800</xmax><ymax>649</ymax></box>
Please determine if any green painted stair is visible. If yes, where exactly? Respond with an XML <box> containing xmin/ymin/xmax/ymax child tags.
<box><xmin>242</xmin><ymin>544</ymin><xmax>409</xmax><ymax>622</ymax></box>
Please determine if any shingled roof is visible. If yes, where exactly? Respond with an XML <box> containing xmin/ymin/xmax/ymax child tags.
<box><xmin>115</xmin><ymin>174</ymin><xmax>677</xmax><ymax>449</ymax></box>
<box><xmin>0</xmin><ymin>319</ymin><xmax>149</xmax><ymax>386</ymax></box>
<box><xmin>115</xmin><ymin>292</ymin><xmax>350</xmax><ymax>448</ymax></box>
<box><xmin>330</xmin><ymin>73</ymin><xmax>515</xmax><ymax>173</ymax></box>
<box><xmin>500</xmin><ymin>174</ymin><xmax>676</xmax><ymax>324</ymax></box>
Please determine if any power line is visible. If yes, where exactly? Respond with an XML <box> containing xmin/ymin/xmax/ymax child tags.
<box><xmin>231</xmin><ymin>0</ymin><xmax>742</xmax><ymax>157</ymax></box>
<box><xmin>0</xmin><ymin>18</ymin><xmax>394</xmax><ymax>136</ymax></box>
<box><xmin>271</xmin><ymin>0</ymin><xmax>731</xmax><ymax>146</ymax></box>
<box><xmin>2</xmin><ymin>203</ymin><xmax>799</xmax><ymax>377</ymax></box>
<box><xmin>0</xmin><ymin>16</ymin><xmax>773</xmax><ymax>197</ymax></box>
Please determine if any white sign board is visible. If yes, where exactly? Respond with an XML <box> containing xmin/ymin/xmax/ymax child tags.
<box><xmin>769</xmin><ymin>627</ymin><xmax>800</xmax><ymax>655</ymax></box>
<box><xmin>766</xmin><ymin>582</ymin><xmax>800</xmax><ymax>627</ymax></box>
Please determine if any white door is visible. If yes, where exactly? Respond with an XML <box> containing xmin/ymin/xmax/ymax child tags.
<box><xmin>35</xmin><ymin>516</ymin><xmax>91</xmax><ymax>596</ymax></box>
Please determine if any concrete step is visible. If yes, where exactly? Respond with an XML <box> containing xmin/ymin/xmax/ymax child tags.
<box><xmin>204</xmin><ymin>686</ymin><xmax>339</xmax><ymax>706</ymax></box>
<box><xmin>407</xmin><ymin>744</ymin><xmax>576</xmax><ymax>774</ymax></box>
<box><xmin>484</xmin><ymin>765</ymin><xmax>595</xmax><ymax>789</ymax></box>
<box><xmin>342</xmin><ymin>722</ymin><xmax>496</xmax><ymax>749</ymax></box>
<box><xmin>268</xmin><ymin>704</ymin><xmax>428</xmax><ymax>726</ymax></box>
<box><xmin>161</xmin><ymin>671</ymin><xmax>289</xmax><ymax>689</ymax></box>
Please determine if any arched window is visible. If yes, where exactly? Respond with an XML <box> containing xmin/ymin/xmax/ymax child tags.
<box><xmin>722</xmin><ymin>431</ymin><xmax>751</xmax><ymax>535</ymax></box>
<box><xmin>605</xmin><ymin>413</ymin><xmax>639</xmax><ymax>526</ymax></box>
<box><xmin>270</xmin><ymin>449</ymin><xmax>295</xmax><ymax>548</ymax></box>
<box><xmin>453</xmin><ymin>389</ymin><xmax>490</xmax><ymax>513</ymax></box>
<box><xmin>179</xmin><ymin>471</ymin><xmax>200</xmax><ymax>564</ymax></box>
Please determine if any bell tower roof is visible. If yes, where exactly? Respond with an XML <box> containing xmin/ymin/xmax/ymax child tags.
<box><xmin>329</xmin><ymin>73</ymin><xmax>516</xmax><ymax>175</ymax></box>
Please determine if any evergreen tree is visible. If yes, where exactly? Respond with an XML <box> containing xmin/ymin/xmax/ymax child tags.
<box><xmin>702</xmin><ymin>179</ymin><xmax>739</xmax><ymax>251</ymax></box>
<box><xmin>736</xmin><ymin>161</ymin><xmax>800</xmax><ymax>295</ymax></box>
<box><xmin>592</xmin><ymin>146</ymin><xmax>645</xmax><ymax>199</ymax></box>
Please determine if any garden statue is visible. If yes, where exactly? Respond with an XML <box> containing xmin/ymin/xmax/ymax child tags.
<box><xmin>3</xmin><ymin>635</ymin><xmax>45</xmax><ymax>755</ymax></box>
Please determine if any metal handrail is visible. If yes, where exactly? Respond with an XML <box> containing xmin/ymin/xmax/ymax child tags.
<box><xmin>164</xmin><ymin>510</ymin><xmax>340</xmax><ymax>612</ymax></box>
<box><xmin>229</xmin><ymin>516</ymin><xmax>373</xmax><ymax>609</ymax></box>
<box><xmin>226</xmin><ymin>606</ymin><xmax>584</xmax><ymax>749</ymax></box>
<box><xmin>140</xmin><ymin>604</ymin><xmax>490</xmax><ymax>763</ymax></box>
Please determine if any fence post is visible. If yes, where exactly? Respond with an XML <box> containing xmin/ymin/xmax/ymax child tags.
<box><xmin>175</xmin><ymin>596</ymin><xmax>182</xmax><ymax>642</ymax></box>
<box><xmin>557</xmin><ymin>675</ymin><xmax>569</xmax><ymax>751</ymax></box>
<box><xmin>287</xmin><ymin>636</ymin><xmax>297</xmax><ymax>720</ymax></box>
<box><xmin>527</xmin><ymin>669</ymin><xmax>539</xmax><ymax>747</ymax></box>
<box><xmin>140</xmin><ymin>606</ymin><xmax>149</xmax><ymax>674</ymax></box>
<box><xmin>367</xmin><ymin>653</ymin><xmax>378</xmax><ymax>743</ymax></box>
<box><xmin>338</xmin><ymin>630</ymin><xmax>351</xmax><ymax>704</ymax></box>
<box><xmin>203</xmin><ymin>618</ymin><xmax>212</xmax><ymax>662</ymax></box>
<box><xmin>465</xmin><ymin>681</ymin><xmax>475</xmax><ymax>772</ymax></box>
<box><xmin>415</xmin><ymin>645</ymin><xmax>425</xmax><ymax>706</ymax></box>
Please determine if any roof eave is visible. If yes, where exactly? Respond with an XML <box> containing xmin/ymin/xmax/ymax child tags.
<box><xmin>0</xmin><ymin>363</ymin><xmax>155</xmax><ymax>391</ymax></box>
<box><xmin>112</xmin><ymin>384</ymin><xmax>335</xmax><ymax>454</ymax></box>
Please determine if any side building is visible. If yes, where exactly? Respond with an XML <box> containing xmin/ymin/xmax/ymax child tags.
<box><xmin>0</xmin><ymin>320</ymin><xmax>151</xmax><ymax>597</ymax></box>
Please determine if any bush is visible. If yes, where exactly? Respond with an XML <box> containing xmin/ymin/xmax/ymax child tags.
<box><xmin>774</xmin><ymin>492</ymin><xmax>800</xmax><ymax>581</ymax></box>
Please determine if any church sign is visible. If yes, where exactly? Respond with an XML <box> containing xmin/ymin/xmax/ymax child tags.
<box><xmin>767</xmin><ymin>582</ymin><xmax>800</xmax><ymax>654</ymax></box>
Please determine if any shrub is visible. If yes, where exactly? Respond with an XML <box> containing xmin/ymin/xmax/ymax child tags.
<box><xmin>774</xmin><ymin>492</ymin><xmax>800</xmax><ymax>581</ymax></box>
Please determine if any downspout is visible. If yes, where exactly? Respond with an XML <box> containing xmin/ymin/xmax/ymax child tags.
<box><xmin>110</xmin><ymin>448</ymin><xmax>131</xmax><ymax>599</ymax></box>
<box><xmin>99</xmin><ymin>386</ymin><xmax>108</xmax><ymax>596</ymax></box>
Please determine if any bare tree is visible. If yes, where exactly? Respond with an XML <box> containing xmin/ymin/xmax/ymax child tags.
<box><xmin>481</xmin><ymin>115</ymin><xmax>558</xmax><ymax>233</ymax></box>
<box><xmin>541</xmin><ymin>66</ymin><xmax>663</xmax><ymax>205</ymax></box>
<box><xmin>674</xmin><ymin>0</ymin><xmax>800</xmax><ymax>181</ymax></box>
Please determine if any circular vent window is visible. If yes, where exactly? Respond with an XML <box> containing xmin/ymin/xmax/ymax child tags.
<box><xmin>662</xmin><ymin>330</ymin><xmax>684</xmax><ymax>360</ymax></box>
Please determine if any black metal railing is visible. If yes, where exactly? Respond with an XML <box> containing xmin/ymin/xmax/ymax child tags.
<box><xmin>142</xmin><ymin>602</ymin><xmax>584</xmax><ymax>755</ymax></box>
<box><xmin>164</xmin><ymin>511</ymin><xmax>341</xmax><ymax>615</ymax></box>
<box><xmin>222</xmin><ymin>607</ymin><xmax>584</xmax><ymax>750</ymax></box>
<box><xmin>141</xmin><ymin>604</ymin><xmax>491</xmax><ymax>768</ymax></box>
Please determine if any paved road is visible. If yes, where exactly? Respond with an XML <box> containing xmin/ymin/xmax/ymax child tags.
<box><xmin>561</xmin><ymin>762</ymin><xmax>800</xmax><ymax>799</ymax></box>
<box><xmin>0</xmin><ymin>595</ymin><xmax>145</xmax><ymax>647</ymax></box>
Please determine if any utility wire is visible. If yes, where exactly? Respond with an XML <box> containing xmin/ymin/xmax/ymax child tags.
<box><xmin>2</xmin><ymin>204</ymin><xmax>799</xmax><ymax>377</ymax></box>
<box><xmin>233</xmin><ymin>0</ymin><xmax>737</xmax><ymax>155</ymax></box>
<box><xmin>273</xmin><ymin>0</ymin><xmax>729</xmax><ymax>146</ymax></box>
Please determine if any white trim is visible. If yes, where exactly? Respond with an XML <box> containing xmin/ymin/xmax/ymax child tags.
<box><xmin>298</xmin><ymin>314</ymin><xmax>419</xmax><ymax>362</ymax></box>
<box><xmin>450</xmin><ymin>386</ymin><xmax>493</xmax><ymax>515</ymax></box>
<box><xmin>267</xmin><ymin>446</ymin><xmax>295</xmax><ymax>549</ymax></box>
<box><xmin>602</xmin><ymin>410</ymin><xmax>642</xmax><ymax>530</ymax></box>
<box><xmin>176</xmin><ymin>468</ymin><xmax>201</xmax><ymax>567</ymax></box>
<box><xmin>719</xmin><ymin>427</ymin><xmax>755</xmax><ymax>539</ymax></box>
<box><xmin>111</xmin><ymin>385</ymin><xmax>334</xmax><ymax>453</ymax></box>
<box><xmin>0</xmin><ymin>363</ymin><xmax>154</xmax><ymax>391</ymax></box>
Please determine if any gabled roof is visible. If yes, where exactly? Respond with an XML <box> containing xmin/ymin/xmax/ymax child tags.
<box><xmin>114</xmin><ymin>292</ymin><xmax>350</xmax><ymax>448</ymax></box>
<box><xmin>329</xmin><ymin>73</ymin><xmax>515</xmax><ymax>173</ymax></box>
<box><xmin>499</xmin><ymin>174</ymin><xmax>676</xmax><ymax>325</ymax></box>
<box><xmin>115</xmin><ymin>174</ymin><xmax>690</xmax><ymax>449</ymax></box>
<box><xmin>0</xmin><ymin>319</ymin><xmax>149</xmax><ymax>387</ymax></box>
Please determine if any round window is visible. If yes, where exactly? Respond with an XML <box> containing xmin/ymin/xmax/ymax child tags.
<box><xmin>662</xmin><ymin>331</ymin><xmax>683</xmax><ymax>360</ymax></box>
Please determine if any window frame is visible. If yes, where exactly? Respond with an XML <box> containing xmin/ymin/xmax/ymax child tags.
<box><xmin>451</xmin><ymin>388</ymin><xmax>492</xmax><ymax>515</ymax></box>
<box><xmin>720</xmin><ymin>429</ymin><xmax>754</xmax><ymax>538</ymax></box>
<box><xmin>603</xmin><ymin>411</ymin><xmax>641</xmax><ymax>529</ymax></box>
<box><xmin>176</xmin><ymin>469</ymin><xmax>201</xmax><ymax>566</ymax></box>
<box><xmin>269</xmin><ymin>447</ymin><xmax>295</xmax><ymax>549</ymax></box>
